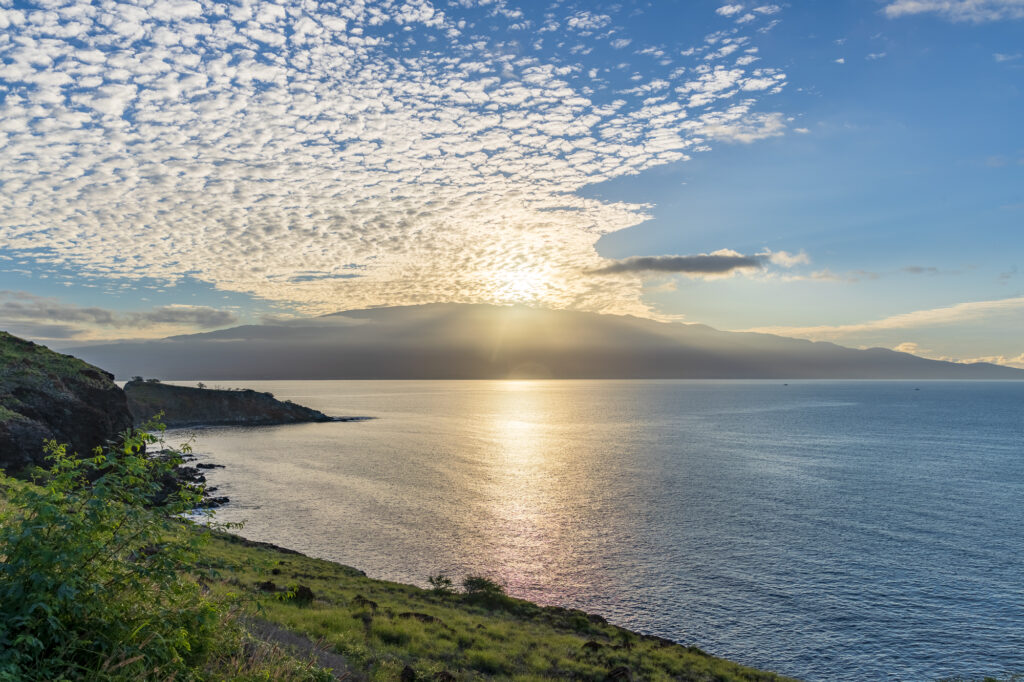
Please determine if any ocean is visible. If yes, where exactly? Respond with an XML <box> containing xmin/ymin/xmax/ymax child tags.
<box><xmin>165</xmin><ymin>380</ymin><xmax>1024</xmax><ymax>681</ymax></box>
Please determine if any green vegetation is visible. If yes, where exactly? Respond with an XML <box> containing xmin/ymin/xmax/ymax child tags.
<box><xmin>201</xmin><ymin>535</ymin><xmax>795</xmax><ymax>681</ymax></box>
<box><xmin>0</xmin><ymin>332</ymin><xmax>96</xmax><ymax>383</ymax></box>
<box><xmin>0</xmin><ymin>429</ymin><xmax>332</xmax><ymax>681</ymax></box>
<box><xmin>0</xmin><ymin>422</ymin><xmax>794</xmax><ymax>681</ymax></box>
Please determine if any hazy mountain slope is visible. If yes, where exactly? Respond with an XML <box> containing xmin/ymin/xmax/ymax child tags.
<box><xmin>68</xmin><ymin>303</ymin><xmax>1024</xmax><ymax>380</ymax></box>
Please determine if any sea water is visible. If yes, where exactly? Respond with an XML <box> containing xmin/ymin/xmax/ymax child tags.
<box><xmin>165</xmin><ymin>380</ymin><xmax>1024</xmax><ymax>681</ymax></box>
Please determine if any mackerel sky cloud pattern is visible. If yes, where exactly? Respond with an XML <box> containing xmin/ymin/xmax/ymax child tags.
<box><xmin>0</xmin><ymin>0</ymin><xmax>788</xmax><ymax>316</ymax></box>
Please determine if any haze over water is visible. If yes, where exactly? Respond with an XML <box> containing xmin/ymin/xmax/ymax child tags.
<box><xmin>170</xmin><ymin>380</ymin><xmax>1024</xmax><ymax>681</ymax></box>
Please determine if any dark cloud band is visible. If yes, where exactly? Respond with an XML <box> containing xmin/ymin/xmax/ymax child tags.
<box><xmin>589</xmin><ymin>254</ymin><xmax>765</xmax><ymax>275</ymax></box>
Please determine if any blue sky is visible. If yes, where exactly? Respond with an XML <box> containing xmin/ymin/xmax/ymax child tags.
<box><xmin>0</xmin><ymin>0</ymin><xmax>1021</xmax><ymax>366</ymax></box>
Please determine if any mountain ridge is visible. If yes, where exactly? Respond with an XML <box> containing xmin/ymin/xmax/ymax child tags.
<box><xmin>65</xmin><ymin>303</ymin><xmax>1024</xmax><ymax>380</ymax></box>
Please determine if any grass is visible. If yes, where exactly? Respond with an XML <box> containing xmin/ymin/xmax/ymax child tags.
<box><xmin>199</xmin><ymin>531</ymin><xmax>796</xmax><ymax>681</ymax></box>
<box><xmin>0</xmin><ymin>331</ymin><xmax>110</xmax><ymax>389</ymax></box>
<box><xmin>0</xmin><ymin>404</ymin><xmax>24</xmax><ymax>422</ymax></box>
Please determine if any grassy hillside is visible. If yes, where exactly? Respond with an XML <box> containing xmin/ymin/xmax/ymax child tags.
<box><xmin>202</xmin><ymin>532</ymin><xmax>795</xmax><ymax>682</ymax></box>
<box><xmin>0</xmin><ymin>331</ymin><xmax>134</xmax><ymax>471</ymax></box>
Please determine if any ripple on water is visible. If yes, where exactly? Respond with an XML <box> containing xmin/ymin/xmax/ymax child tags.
<box><xmin>167</xmin><ymin>380</ymin><xmax>1024</xmax><ymax>682</ymax></box>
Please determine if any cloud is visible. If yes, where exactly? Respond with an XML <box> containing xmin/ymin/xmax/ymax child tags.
<box><xmin>883</xmin><ymin>0</ymin><xmax>1024</xmax><ymax>22</ymax></box>
<box><xmin>893</xmin><ymin>341</ymin><xmax>924</xmax><ymax>353</ymax></box>
<box><xmin>766</xmin><ymin>250</ymin><xmax>810</xmax><ymax>267</ymax></box>
<box><xmin>1</xmin><ymin>292</ymin><xmax>117</xmax><ymax>325</ymax></box>
<box><xmin>994</xmin><ymin>52</ymin><xmax>1023</xmax><ymax>61</ymax></box>
<box><xmin>893</xmin><ymin>341</ymin><xmax>1024</xmax><ymax>369</ymax></box>
<box><xmin>133</xmin><ymin>305</ymin><xmax>238</xmax><ymax>328</ymax></box>
<box><xmin>566</xmin><ymin>11</ymin><xmax>612</xmax><ymax>31</ymax></box>
<box><xmin>700</xmin><ymin>111</ymin><xmax>788</xmax><ymax>143</ymax></box>
<box><xmin>0</xmin><ymin>291</ymin><xmax>237</xmax><ymax>340</ymax></box>
<box><xmin>745</xmin><ymin>296</ymin><xmax>1024</xmax><ymax>338</ymax></box>
<box><xmin>588</xmin><ymin>248</ymin><xmax>801</xmax><ymax>276</ymax></box>
<box><xmin>0</xmin><ymin>2</ymin><xmax>790</xmax><ymax>320</ymax></box>
<box><xmin>951</xmin><ymin>352</ymin><xmax>1024</xmax><ymax>368</ymax></box>
<box><xmin>716</xmin><ymin>5</ymin><xmax>746</xmax><ymax>17</ymax></box>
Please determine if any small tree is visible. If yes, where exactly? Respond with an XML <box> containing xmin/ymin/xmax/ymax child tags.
<box><xmin>0</xmin><ymin>427</ymin><xmax>219</xmax><ymax>680</ymax></box>
<box><xmin>428</xmin><ymin>574</ymin><xmax>454</xmax><ymax>595</ymax></box>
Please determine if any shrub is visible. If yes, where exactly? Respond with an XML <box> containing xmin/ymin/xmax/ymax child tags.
<box><xmin>461</xmin><ymin>576</ymin><xmax>518</xmax><ymax>612</ymax></box>
<box><xmin>462</xmin><ymin>575</ymin><xmax>505</xmax><ymax>597</ymax></box>
<box><xmin>0</xmin><ymin>429</ymin><xmax>218</xmax><ymax>680</ymax></box>
<box><xmin>428</xmin><ymin>574</ymin><xmax>454</xmax><ymax>595</ymax></box>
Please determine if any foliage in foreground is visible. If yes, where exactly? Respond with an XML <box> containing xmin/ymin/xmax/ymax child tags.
<box><xmin>0</xmin><ymin>429</ymin><xmax>331</xmax><ymax>681</ymax></box>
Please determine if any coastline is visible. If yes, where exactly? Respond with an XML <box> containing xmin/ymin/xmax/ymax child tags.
<box><xmin>201</xmin><ymin>526</ymin><xmax>798</xmax><ymax>681</ymax></box>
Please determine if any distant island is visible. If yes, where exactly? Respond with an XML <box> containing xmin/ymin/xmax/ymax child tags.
<box><xmin>68</xmin><ymin>303</ymin><xmax>1024</xmax><ymax>380</ymax></box>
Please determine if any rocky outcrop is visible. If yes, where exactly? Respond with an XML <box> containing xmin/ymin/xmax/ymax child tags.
<box><xmin>0</xmin><ymin>331</ymin><xmax>134</xmax><ymax>472</ymax></box>
<box><xmin>123</xmin><ymin>380</ymin><xmax>335</xmax><ymax>428</ymax></box>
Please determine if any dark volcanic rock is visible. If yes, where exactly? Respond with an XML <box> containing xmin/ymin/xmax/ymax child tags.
<box><xmin>0</xmin><ymin>331</ymin><xmax>134</xmax><ymax>472</ymax></box>
<box><xmin>123</xmin><ymin>379</ymin><xmax>334</xmax><ymax>427</ymax></box>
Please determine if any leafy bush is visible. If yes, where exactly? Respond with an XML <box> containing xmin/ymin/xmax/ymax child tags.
<box><xmin>0</xmin><ymin>429</ymin><xmax>218</xmax><ymax>680</ymax></box>
<box><xmin>427</xmin><ymin>574</ymin><xmax>454</xmax><ymax>595</ymax></box>
<box><xmin>461</xmin><ymin>575</ymin><xmax>505</xmax><ymax>597</ymax></box>
<box><xmin>461</xmin><ymin>575</ymin><xmax>519</xmax><ymax>611</ymax></box>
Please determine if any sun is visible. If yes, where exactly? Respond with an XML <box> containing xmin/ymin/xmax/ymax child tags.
<box><xmin>490</xmin><ymin>269</ymin><xmax>550</xmax><ymax>303</ymax></box>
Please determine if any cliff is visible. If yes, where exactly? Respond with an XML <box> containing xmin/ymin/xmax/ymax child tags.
<box><xmin>0</xmin><ymin>331</ymin><xmax>134</xmax><ymax>472</ymax></box>
<box><xmin>123</xmin><ymin>380</ymin><xmax>334</xmax><ymax>428</ymax></box>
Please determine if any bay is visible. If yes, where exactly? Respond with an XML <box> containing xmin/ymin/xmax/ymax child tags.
<box><xmin>165</xmin><ymin>380</ymin><xmax>1024</xmax><ymax>681</ymax></box>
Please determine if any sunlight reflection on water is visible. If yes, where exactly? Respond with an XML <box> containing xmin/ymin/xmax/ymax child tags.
<box><xmin>167</xmin><ymin>380</ymin><xmax>1024</xmax><ymax>682</ymax></box>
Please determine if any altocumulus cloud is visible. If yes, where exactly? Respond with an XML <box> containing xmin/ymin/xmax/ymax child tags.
<box><xmin>0</xmin><ymin>1</ymin><xmax>790</xmax><ymax>318</ymax></box>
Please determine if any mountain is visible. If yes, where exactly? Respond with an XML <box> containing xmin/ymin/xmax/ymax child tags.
<box><xmin>67</xmin><ymin>303</ymin><xmax>1023</xmax><ymax>380</ymax></box>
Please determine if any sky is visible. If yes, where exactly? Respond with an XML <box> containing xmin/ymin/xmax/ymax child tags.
<box><xmin>0</xmin><ymin>0</ymin><xmax>1021</xmax><ymax>367</ymax></box>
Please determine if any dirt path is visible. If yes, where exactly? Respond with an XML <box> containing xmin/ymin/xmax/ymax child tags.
<box><xmin>245</xmin><ymin>617</ymin><xmax>365</xmax><ymax>681</ymax></box>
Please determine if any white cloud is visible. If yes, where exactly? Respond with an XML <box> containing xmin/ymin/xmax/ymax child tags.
<box><xmin>893</xmin><ymin>341</ymin><xmax>924</xmax><ymax>354</ymax></box>
<box><xmin>716</xmin><ymin>5</ymin><xmax>746</xmax><ymax>17</ymax></box>
<box><xmin>884</xmin><ymin>0</ymin><xmax>1024</xmax><ymax>22</ymax></box>
<box><xmin>892</xmin><ymin>342</ymin><xmax>1024</xmax><ymax>369</ymax></box>
<box><xmin>952</xmin><ymin>352</ymin><xmax>1024</xmax><ymax>368</ymax></box>
<box><xmin>566</xmin><ymin>11</ymin><xmax>611</xmax><ymax>31</ymax></box>
<box><xmin>0</xmin><ymin>1</ymin><xmax>790</xmax><ymax>319</ymax></box>
<box><xmin>746</xmin><ymin>296</ymin><xmax>1024</xmax><ymax>338</ymax></box>
<box><xmin>700</xmin><ymin>110</ymin><xmax>787</xmax><ymax>143</ymax></box>
<box><xmin>994</xmin><ymin>52</ymin><xmax>1022</xmax><ymax>61</ymax></box>
<box><xmin>765</xmin><ymin>250</ymin><xmax>810</xmax><ymax>267</ymax></box>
